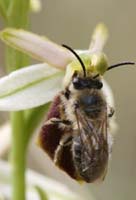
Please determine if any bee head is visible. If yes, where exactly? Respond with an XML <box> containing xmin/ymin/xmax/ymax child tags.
<box><xmin>62</xmin><ymin>44</ymin><xmax>135</xmax><ymax>88</ymax></box>
<box><xmin>62</xmin><ymin>44</ymin><xmax>107</xmax><ymax>90</ymax></box>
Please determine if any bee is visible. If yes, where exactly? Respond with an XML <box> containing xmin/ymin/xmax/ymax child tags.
<box><xmin>38</xmin><ymin>44</ymin><xmax>134</xmax><ymax>183</ymax></box>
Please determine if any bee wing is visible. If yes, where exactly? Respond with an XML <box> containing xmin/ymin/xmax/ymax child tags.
<box><xmin>75</xmin><ymin>108</ymin><xmax>108</xmax><ymax>152</ymax></box>
<box><xmin>74</xmin><ymin>108</ymin><xmax>109</xmax><ymax>182</ymax></box>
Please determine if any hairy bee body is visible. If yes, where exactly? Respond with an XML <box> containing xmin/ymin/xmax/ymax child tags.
<box><xmin>39</xmin><ymin>94</ymin><xmax>77</xmax><ymax>179</ymax></box>
<box><xmin>39</xmin><ymin>74</ymin><xmax>113</xmax><ymax>182</ymax></box>
<box><xmin>36</xmin><ymin>31</ymin><xmax>134</xmax><ymax>183</ymax></box>
<box><xmin>64</xmin><ymin>85</ymin><xmax>109</xmax><ymax>182</ymax></box>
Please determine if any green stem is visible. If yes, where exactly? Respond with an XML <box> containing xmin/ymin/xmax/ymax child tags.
<box><xmin>7</xmin><ymin>0</ymin><xmax>29</xmax><ymax>28</ymax></box>
<box><xmin>3</xmin><ymin>1</ymin><xmax>49</xmax><ymax>200</ymax></box>
<box><xmin>10</xmin><ymin>112</ymin><xmax>26</xmax><ymax>200</ymax></box>
<box><xmin>6</xmin><ymin>0</ymin><xmax>30</xmax><ymax>73</ymax></box>
<box><xmin>0</xmin><ymin>0</ymin><xmax>7</xmax><ymax>19</ymax></box>
<box><xmin>5</xmin><ymin>1</ymin><xmax>30</xmax><ymax>200</ymax></box>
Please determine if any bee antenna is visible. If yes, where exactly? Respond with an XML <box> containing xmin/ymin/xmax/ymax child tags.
<box><xmin>107</xmin><ymin>61</ymin><xmax>135</xmax><ymax>71</ymax></box>
<box><xmin>93</xmin><ymin>61</ymin><xmax>135</xmax><ymax>79</ymax></box>
<box><xmin>62</xmin><ymin>44</ymin><xmax>86</xmax><ymax>77</ymax></box>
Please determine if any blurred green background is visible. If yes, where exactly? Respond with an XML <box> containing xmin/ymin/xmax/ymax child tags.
<box><xmin>0</xmin><ymin>0</ymin><xmax>136</xmax><ymax>200</ymax></box>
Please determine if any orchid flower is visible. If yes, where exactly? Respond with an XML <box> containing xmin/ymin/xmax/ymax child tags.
<box><xmin>0</xmin><ymin>23</ymin><xmax>114</xmax><ymax>112</ymax></box>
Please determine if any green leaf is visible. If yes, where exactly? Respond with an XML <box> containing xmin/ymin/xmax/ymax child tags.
<box><xmin>4</xmin><ymin>0</ymin><xmax>10</xmax><ymax>9</ymax></box>
<box><xmin>0</xmin><ymin>0</ymin><xmax>8</xmax><ymax>19</ymax></box>
<box><xmin>7</xmin><ymin>0</ymin><xmax>30</xmax><ymax>28</ymax></box>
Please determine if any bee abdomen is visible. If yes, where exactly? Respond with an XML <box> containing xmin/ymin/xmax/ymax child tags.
<box><xmin>72</xmin><ymin>136</ymin><xmax>108</xmax><ymax>182</ymax></box>
<box><xmin>72</xmin><ymin>139</ymin><xmax>82</xmax><ymax>162</ymax></box>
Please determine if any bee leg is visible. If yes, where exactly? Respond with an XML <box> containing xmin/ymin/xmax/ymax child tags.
<box><xmin>54</xmin><ymin>134</ymin><xmax>73</xmax><ymax>165</ymax></box>
<box><xmin>108</xmin><ymin>107</ymin><xmax>115</xmax><ymax>118</ymax></box>
<box><xmin>50</xmin><ymin>118</ymin><xmax>72</xmax><ymax>128</ymax></box>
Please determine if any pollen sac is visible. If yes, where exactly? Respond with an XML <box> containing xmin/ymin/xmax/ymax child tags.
<box><xmin>91</xmin><ymin>53</ymin><xmax>108</xmax><ymax>75</ymax></box>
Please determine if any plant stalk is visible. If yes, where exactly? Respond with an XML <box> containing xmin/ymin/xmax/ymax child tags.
<box><xmin>5</xmin><ymin>1</ymin><xmax>30</xmax><ymax>200</ymax></box>
<box><xmin>10</xmin><ymin>112</ymin><xmax>26</xmax><ymax>200</ymax></box>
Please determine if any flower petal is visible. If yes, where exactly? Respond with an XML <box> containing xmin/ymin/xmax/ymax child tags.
<box><xmin>102</xmin><ymin>79</ymin><xmax>117</xmax><ymax>134</ymax></box>
<box><xmin>75</xmin><ymin>49</ymin><xmax>90</xmax><ymax>55</ymax></box>
<box><xmin>0</xmin><ymin>63</ymin><xmax>64</xmax><ymax>111</ymax></box>
<box><xmin>0</xmin><ymin>123</ymin><xmax>11</xmax><ymax>157</ymax></box>
<box><xmin>0</xmin><ymin>29</ymin><xmax>74</xmax><ymax>69</ymax></box>
<box><xmin>89</xmin><ymin>23</ymin><xmax>108</xmax><ymax>53</ymax></box>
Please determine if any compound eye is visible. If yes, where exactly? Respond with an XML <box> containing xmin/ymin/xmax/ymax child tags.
<box><xmin>95</xmin><ymin>81</ymin><xmax>103</xmax><ymax>89</ymax></box>
<box><xmin>72</xmin><ymin>77</ymin><xmax>82</xmax><ymax>89</ymax></box>
<box><xmin>90</xmin><ymin>80</ymin><xmax>103</xmax><ymax>89</ymax></box>
<box><xmin>72</xmin><ymin>77</ymin><xmax>103</xmax><ymax>90</ymax></box>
